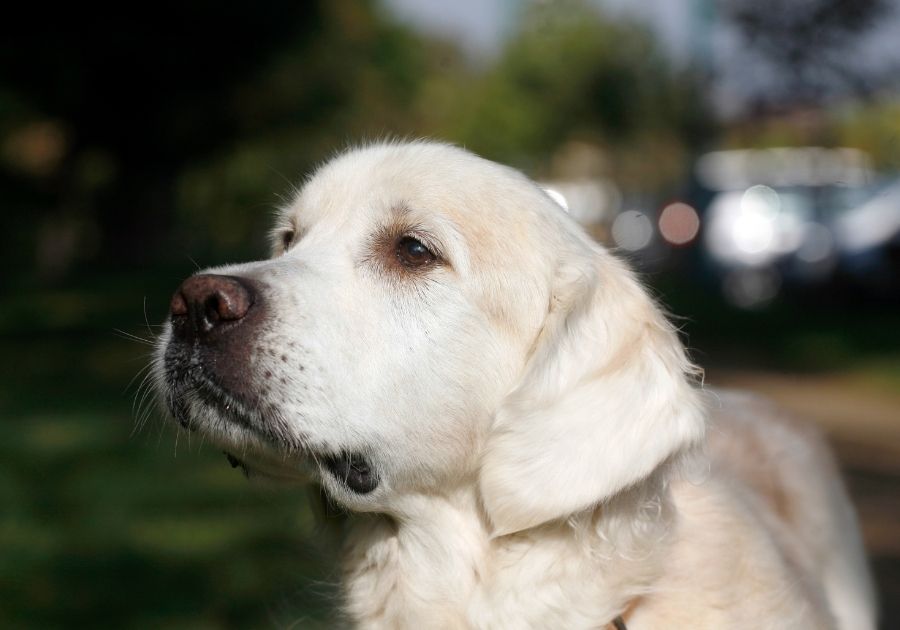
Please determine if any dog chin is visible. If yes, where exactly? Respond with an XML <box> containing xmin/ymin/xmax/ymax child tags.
<box><xmin>170</xmin><ymin>393</ymin><xmax>380</xmax><ymax>495</ymax></box>
<box><xmin>221</xmin><ymin>448</ymin><xmax>314</xmax><ymax>483</ymax></box>
<box><xmin>164</xmin><ymin>383</ymin><xmax>315</xmax><ymax>482</ymax></box>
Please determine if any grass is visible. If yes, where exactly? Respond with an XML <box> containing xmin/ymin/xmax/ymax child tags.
<box><xmin>0</xmin><ymin>267</ymin><xmax>338</xmax><ymax>628</ymax></box>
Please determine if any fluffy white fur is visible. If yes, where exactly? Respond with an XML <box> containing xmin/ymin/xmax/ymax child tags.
<box><xmin>156</xmin><ymin>141</ymin><xmax>876</xmax><ymax>629</ymax></box>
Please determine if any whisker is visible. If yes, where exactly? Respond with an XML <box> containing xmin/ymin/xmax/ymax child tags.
<box><xmin>143</xmin><ymin>296</ymin><xmax>158</xmax><ymax>339</ymax></box>
<box><xmin>124</xmin><ymin>362</ymin><xmax>154</xmax><ymax>395</ymax></box>
<box><xmin>132</xmin><ymin>376</ymin><xmax>159</xmax><ymax>436</ymax></box>
<box><xmin>270</xmin><ymin>167</ymin><xmax>302</xmax><ymax>202</ymax></box>
<box><xmin>114</xmin><ymin>328</ymin><xmax>155</xmax><ymax>346</ymax></box>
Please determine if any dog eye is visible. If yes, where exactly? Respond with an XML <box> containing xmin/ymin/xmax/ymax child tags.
<box><xmin>396</xmin><ymin>236</ymin><xmax>436</xmax><ymax>268</ymax></box>
<box><xmin>282</xmin><ymin>230</ymin><xmax>295</xmax><ymax>250</ymax></box>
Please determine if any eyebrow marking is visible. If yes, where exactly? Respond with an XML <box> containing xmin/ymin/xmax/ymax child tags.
<box><xmin>359</xmin><ymin>203</ymin><xmax>450</xmax><ymax>275</ymax></box>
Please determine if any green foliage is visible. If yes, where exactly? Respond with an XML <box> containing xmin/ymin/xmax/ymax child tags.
<box><xmin>168</xmin><ymin>2</ymin><xmax>436</xmax><ymax>262</ymax></box>
<box><xmin>422</xmin><ymin>1</ymin><xmax>710</xmax><ymax>185</ymax></box>
<box><xmin>834</xmin><ymin>99</ymin><xmax>900</xmax><ymax>171</ymax></box>
<box><xmin>173</xmin><ymin>0</ymin><xmax>713</xmax><ymax>260</ymax></box>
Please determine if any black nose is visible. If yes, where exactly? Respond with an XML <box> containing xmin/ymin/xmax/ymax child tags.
<box><xmin>170</xmin><ymin>274</ymin><xmax>255</xmax><ymax>339</ymax></box>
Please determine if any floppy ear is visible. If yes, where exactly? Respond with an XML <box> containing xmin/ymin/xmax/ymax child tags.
<box><xmin>479</xmin><ymin>244</ymin><xmax>705</xmax><ymax>536</ymax></box>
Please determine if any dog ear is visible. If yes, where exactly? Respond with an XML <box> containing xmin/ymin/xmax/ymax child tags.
<box><xmin>479</xmin><ymin>244</ymin><xmax>705</xmax><ymax>536</ymax></box>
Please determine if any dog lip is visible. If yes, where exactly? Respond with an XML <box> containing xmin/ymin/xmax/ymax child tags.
<box><xmin>193</xmin><ymin>379</ymin><xmax>256</xmax><ymax>429</ymax></box>
<box><xmin>224</xmin><ymin>451</ymin><xmax>250</xmax><ymax>476</ymax></box>
<box><xmin>323</xmin><ymin>452</ymin><xmax>378</xmax><ymax>494</ymax></box>
<box><xmin>163</xmin><ymin>354</ymin><xmax>307</xmax><ymax>453</ymax></box>
<box><xmin>164</xmin><ymin>343</ymin><xmax>259</xmax><ymax>417</ymax></box>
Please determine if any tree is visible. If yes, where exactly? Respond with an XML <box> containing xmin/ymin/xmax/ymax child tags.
<box><xmin>720</xmin><ymin>0</ymin><xmax>900</xmax><ymax>109</ymax></box>
<box><xmin>0</xmin><ymin>0</ymin><xmax>432</xmax><ymax>279</ymax></box>
<box><xmin>423</xmin><ymin>0</ymin><xmax>711</xmax><ymax>191</ymax></box>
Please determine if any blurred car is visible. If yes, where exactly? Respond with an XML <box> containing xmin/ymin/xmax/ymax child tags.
<box><xmin>834</xmin><ymin>178</ymin><xmax>900</xmax><ymax>294</ymax></box>
<box><xmin>693</xmin><ymin>147</ymin><xmax>893</xmax><ymax>307</ymax></box>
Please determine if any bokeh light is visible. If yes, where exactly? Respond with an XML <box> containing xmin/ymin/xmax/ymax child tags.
<box><xmin>611</xmin><ymin>210</ymin><xmax>654</xmax><ymax>251</ymax></box>
<box><xmin>658</xmin><ymin>202</ymin><xmax>700</xmax><ymax>246</ymax></box>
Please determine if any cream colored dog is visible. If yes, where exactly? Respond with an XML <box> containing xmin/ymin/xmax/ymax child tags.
<box><xmin>155</xmin><ymin>141</ymin><xmax>876</xmax><ymax>629</ymax></box>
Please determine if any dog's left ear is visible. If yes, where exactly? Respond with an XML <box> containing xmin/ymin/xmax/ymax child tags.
<box><xmin>479</xmin><ymin>244</ymin><xmax>705</xmax><ymax>536</ymax></box>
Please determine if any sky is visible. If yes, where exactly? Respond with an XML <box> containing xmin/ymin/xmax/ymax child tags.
<box><xmin>381</xmin><ymin>0</ymin><xmax>517</xmax><ymax>59</ymax></box>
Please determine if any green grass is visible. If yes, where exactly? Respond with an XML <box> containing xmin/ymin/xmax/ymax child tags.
<box><xmin>0</xmin><ymin>268</ymin><xmax>338</xmax><ymax>628</ymax></box>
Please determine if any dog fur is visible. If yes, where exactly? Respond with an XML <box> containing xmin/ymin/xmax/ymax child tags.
<box><xmin>155</xmin><ymin>141</ymin><xmax>876</xmax><ymax>629</ymax></box>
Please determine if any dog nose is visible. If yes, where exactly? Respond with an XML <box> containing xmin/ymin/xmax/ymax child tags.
<box><xmin>170</xmin><ymin>274</ymin><xmax>255</xmax><ymax>338</ymax></box>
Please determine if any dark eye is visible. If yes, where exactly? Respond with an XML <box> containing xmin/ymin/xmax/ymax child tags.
<box><xmin>282</xmin><ymin>230</ymin><xmax>295</xmax><ymax>250</ymax></box>
<box><xmin>396</xmin><ymin>236</ymin><xmax>436</xmax><ymax>268</ymax></box>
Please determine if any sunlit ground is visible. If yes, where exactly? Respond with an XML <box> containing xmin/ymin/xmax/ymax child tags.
<box><xmin>1</xmin><ymin>268</ymin><xmax>897</xmax><ymax>627</ymax></box>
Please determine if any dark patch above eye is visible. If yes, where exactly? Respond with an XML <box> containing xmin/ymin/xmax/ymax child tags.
<box><xmin>396</xmin><ymin>236</ymin><xmax>436</xmax><ymax>268</ymax></box>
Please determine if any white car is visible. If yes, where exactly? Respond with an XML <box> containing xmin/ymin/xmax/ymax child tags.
<box><xmin>695</xmin><ymin>148</ymin><xmax>879</xmax><ymax>306</ymax></box>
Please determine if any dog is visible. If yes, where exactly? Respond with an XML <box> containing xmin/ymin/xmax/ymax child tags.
<box><xmin>155</xmin><ymin>141</ymin><xmax>876</xmax><ymax>628</ymax></box>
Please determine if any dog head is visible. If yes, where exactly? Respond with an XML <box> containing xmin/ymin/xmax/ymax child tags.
<box><xmin>155</xmin><ymin>141</ymin><xmax>704</xmax><ymax>532</ymax></box>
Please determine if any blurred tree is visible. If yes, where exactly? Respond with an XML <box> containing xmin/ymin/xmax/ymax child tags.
<box><xmin>0</xmin><ymin>0</ymin><xmax>714</xmax><ymax>281</ymax></box>
<box><xmin>833</xmin><ymin>99</ymin><xmax>900</xmax><ymax>171</ymax></box>
<box><xmin>421</xmin><ymin>0</ymin><xmax>711</xmax><ymax>193</ymax></box>
<box><xmin>169</xmin><ymin>1</ymin><xmax>433</xmax><ymax>260</ymax></box>
<box><xmin>720</xmin><ymin>0</ymin><xmax>900</xmax><ymax>110</ymax></box>
<box><xmin>0</xmin><ymin>1</ymin><xmax>325</xmax><ymax>277</ymax></box>
<box><xmin>0</xmin><ymin>0</ymin><xmax>434</xmax><ymax>280</ymax></box>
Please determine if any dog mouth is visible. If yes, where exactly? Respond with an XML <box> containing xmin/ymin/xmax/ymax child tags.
<box><xmin>163</xmin><ymin>348</ymin><xmax>380</xmax><ymax>494</ymax></box>
<box><xmin>219</xmin><ymin>449</ymin><xmax>378</xmax><ymax>494</ymax></box>
<box><xmin>162</xmin><ymin>346</ymin><xmax>303</xmax><ymax>453</ymax></box>
<box><xmin>322</xmin><ymin>452</ymin><xmax>378</xmax><ymax>494</ymax></box>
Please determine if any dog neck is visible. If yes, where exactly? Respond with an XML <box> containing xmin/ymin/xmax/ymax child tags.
<box><xmin>341</xmin><ymin>488</ymin><xmax>488</xmax><ymax>628</ymax></box>
<box><xmin>340</xmin><ymin>475</ymin><xmax>674</xmax><ymax>628</ymax></box>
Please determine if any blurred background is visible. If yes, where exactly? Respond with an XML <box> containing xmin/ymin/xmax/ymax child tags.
<box><xmin>1</xmin><ymin>0</ymin><xmax>898</xmax><ymax>627</ymax></box>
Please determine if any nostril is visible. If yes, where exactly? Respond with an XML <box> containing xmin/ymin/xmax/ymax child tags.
<box><xmin>210</xmin><ymin>288</ymin><xmax>250</xmax><ymax>321</ymax></box>
<box><xmin>199</xmin><ymin>295</ymin><xmax>219</xmax><ymax>332</ymax></box>
<box><xmin>170</xmin><ymin>274</ymin><xmax>256</xmax><ymax>338</ymax></box>
<box><xmin>204</xmin><ymin>295</ymin><xmax>221</xmax><ymax>324</ymax></box>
